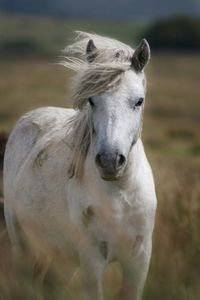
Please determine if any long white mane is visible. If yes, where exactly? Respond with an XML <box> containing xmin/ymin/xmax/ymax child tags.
<box><xmin>61</xmin><ymin>32</ymin><xmax>140</xmax><ymax>179</ymax></box>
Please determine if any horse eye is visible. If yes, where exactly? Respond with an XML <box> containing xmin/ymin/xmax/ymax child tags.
<box><xmin>89</xmin><ymin>97</ymin><xmax>95</xmax><ymax>107</ymax></box>
<box><xmin>135</xmin><ymin>97</ymin><xmax>144</xmax><ymax>107</ymax></box>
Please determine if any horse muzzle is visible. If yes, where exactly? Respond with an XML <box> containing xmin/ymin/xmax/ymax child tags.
<box><xmin>95</xmin><ymin>151</ymin><xmax>126</xmax><ymax>181</ymax></box>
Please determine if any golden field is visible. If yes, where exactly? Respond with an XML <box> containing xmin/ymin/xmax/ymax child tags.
<box><xmin>0</xmin><ymin>54</ymin><xmax>200</xmax><ymax>300</ymax></box>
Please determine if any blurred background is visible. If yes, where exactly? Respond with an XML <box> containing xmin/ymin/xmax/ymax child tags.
<box><xmin>0</xmin><ymin>1</ymin><xmax>200</xmax><ymax>299</ymax></box>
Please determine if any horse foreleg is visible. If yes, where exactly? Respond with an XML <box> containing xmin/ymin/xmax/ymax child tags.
<box><xmin>33</xmin><ymin>255</ymin><xmax>52</xmax><ymax>300</ymax></box>
<box><xmin>120</xmin><ymin>239</ymin><xmax>152</xmax><ymax>300</ymax></box>
<box><xmin>79</xmin><ymin>246</ymin><xmax>105</xmax><ymax>300</ymax></box>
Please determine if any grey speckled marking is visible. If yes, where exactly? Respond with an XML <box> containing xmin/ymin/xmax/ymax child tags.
<box><xmin>99</xmin><ymin>240</ymin><xmax>108</xmax><ymax>260</ymax></box>
<box><xmin>82</xmin><ymin>206</ymin><xmax>95</xmax><ymax>227</ymax></box>
<box><xmin>34</xmin><ymin>149</ymin><xmax>48</xmax><ymax>167</ymax></box>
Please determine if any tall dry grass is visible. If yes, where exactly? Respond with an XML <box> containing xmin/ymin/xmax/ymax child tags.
<box><xmin>0</xmin><ymin>54</ymin><xmax>199</xmax><ymax>299</ymax></box>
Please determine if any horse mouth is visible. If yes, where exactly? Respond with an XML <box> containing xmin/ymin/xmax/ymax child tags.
<box><xmin>101</xmin><ymin>175</ymin><xmax>120</xmax><ymax>181</ymax></box>
<box><xmin>99</xmin><ymin>169</ymin><xmax>123</xmax><ymax>181</ymax></box>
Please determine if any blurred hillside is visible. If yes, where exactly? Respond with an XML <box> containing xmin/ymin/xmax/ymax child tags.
<box><xmin>0</xmin><ymin>0</ymin><xmax>199</xmax><ymax>19</ymax></box>
<box><xmin>0</xmin><ymin>14</ymin><xmax>200</xmax><ymax>58</ymax></box>
<box><xmin>0</xmin><ymin>15</ymin><xmax>147</xmax><ymax>57</ymax></box>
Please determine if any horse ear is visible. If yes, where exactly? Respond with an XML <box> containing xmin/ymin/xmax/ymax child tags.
<box><xmin>131</xmin><ymin>39</ymin><xmax>150</xmax><ymax>72</ymax></box>
<box><xmin>86</xmin><ymin>39</ymin><xmax>97</xmax><ymax>62</ymax></box>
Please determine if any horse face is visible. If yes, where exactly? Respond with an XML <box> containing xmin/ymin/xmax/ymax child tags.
<box><xmin>89</xmin><ymin>70</ymin><xmax>145</xmax><ymax>181</ymax></box>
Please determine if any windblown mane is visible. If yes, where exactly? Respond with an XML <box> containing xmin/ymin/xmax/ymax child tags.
<box><xmin>61</xmin><ymin>31</ymin><xmax>137</xmax><ymax>179</ymax></box>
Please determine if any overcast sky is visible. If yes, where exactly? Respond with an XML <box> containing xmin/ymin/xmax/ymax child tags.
<box><xmin>0</xmin><ymin>0</ymin><xmax>199</xmax><ymax>19</ymax></box>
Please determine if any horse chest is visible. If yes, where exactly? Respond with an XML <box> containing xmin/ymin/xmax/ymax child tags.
<box><xmin>67</xmin><ymin>173</ymin><xmax>153</xmax><ymax>263</ymax></box>
<box><xmin>80</xmin><ymin>189</ymin><xmax>148</xmax><ymax>257</ymax></box>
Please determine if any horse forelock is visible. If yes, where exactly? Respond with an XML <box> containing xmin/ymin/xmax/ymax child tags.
<box><xmin>61</xmin><ymin>31</ymin><xmax>135</xmax><ymax>109</ymax></box>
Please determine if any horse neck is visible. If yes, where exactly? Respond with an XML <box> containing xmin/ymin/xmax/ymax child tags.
<box><xmin>117</xmin><ymin>138</ymin><xmax>144</xmax><ymax>188</ymax></box>
<box><xmin>129</xmin><ymin>138</ymin><xmax>144</xmax><ymax>170</ymax></box>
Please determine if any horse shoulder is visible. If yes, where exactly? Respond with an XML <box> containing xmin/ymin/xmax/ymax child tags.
<box><xmin>4</xmin><ymin>107</ymin><xmax>75</xmax><ymax>214</ymax></box>
<box><xmin>4</xmin><ymin>107</ymin><xmax>74</xmax><ymax>178</ymax></box>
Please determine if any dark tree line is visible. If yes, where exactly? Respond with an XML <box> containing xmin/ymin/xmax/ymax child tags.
<box><xmin>144</xmin><ymin>15</ymin><xmax>200</xmax><ymax>51</ymax></box>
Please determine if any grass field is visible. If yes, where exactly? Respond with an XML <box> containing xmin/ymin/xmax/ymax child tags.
<box><xmin>0</xmin><ymin>16</ymin><xmax>200</xmax><ymax>299</ymax></box>
<box><xmin>0</xmin><ymin>54</ymin><xmax>200</xmax><ymax>300</ymax></box>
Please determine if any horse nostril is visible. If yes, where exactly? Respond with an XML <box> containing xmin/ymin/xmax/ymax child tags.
<box><xmin>95</xmin><ymin>153</ymin><xmax>102</xmax><ymax>167</ymax></box>
<box><xmin>117</xmin><ymin>154</ymin><xmax>126</xmax><ymax>168</ymax></box>
<box><xmin>96</xmin><ymin>152</ymin><xmax>126</xmax><ymax>171</ymax></box>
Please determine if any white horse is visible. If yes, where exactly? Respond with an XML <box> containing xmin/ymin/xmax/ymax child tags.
<box><xmin>3</xmin><ymin>32</ymin><xmax>157</xmax><ymax>300</ymax></box>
